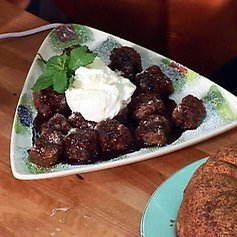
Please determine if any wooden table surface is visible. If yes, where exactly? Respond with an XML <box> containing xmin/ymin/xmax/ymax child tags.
<box><xmin>0</xmin><ymin>1</ymin><xmax>237</xmax><ymax>236</ymax></box>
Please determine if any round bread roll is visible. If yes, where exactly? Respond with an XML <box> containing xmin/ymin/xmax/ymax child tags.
<box><xmin>176</xmin><ymin>145</ymin><xmax>237</xmax><ymax>237</ymax></box>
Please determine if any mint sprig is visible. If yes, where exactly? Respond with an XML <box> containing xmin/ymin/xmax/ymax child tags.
<box><xmin>32</xmin><ymin>46</ymin><xmax>97</xmax><ymax>93</ymax></box>
<box><xmin>68</xmin><ymin>46</ymin><xmax>97</xmax><ymax>71</ymax></box>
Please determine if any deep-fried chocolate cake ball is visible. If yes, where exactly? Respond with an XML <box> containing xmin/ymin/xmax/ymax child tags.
<box><xmin>41</xmin><ymin>113</ymin><xmax>71</xmax><ymax>135</ymax></box>
<box><xmin>68</xmin><ymin>112</ymin><xmax>96</xmax><ymax>130</ymax></box>
<box><xmin>135</xmin><ymin>65</ymin><xmax>174</xmax><ymax>99</ymax></box>
<box><xmin>172</xmin><ymin>95</ymin><xmax>206</xmax><ymax>129</ymax></box>
<box><xmin>64</xmin><ymin>129</ymin><xmax>99</xmax><ymax>163</ymax></box>
<box><xmin>95</xmin><ymin>119</ymin><xmax>132</xmax><ymax>153</ymax></box>
<box><xmin>129</xmin><ymin>92</ymin><xmax>166</xmax><ymax>120</ymax></box>
<box><xmin>33</xmin><ymin>87</ymin><xmax>71</xmax><ymax>118</ymax></box>
<box><xmin>29</xmin><ymin>127</ymin><xmax>65</xmax><ymax>167</ymax></box>
<box><xmin>40</xmin><ymin>129</ymin><xmax>64</xmax><ymax>145</ymax></box>
<box><xmin>29</xmin><ymin>137</ymin><xmax>62</xmax><ymax>167</ymax></box>
<box><xmin>135</xmin><ymin>115</ymin><xmax>170</xmax><ymax>146</ymax></box>
<box><xmin>109</xmin><ymin>46</ymin><xmax>142</xmax><ymax>80</ymax></box>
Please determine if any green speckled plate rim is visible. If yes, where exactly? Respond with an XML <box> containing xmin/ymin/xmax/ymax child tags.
<box><xmin>10</xmin><ymin>24</ymin><xmax>237</xmax><ymax>180</ymax></box>
<box><xmin>140</xmin><ymin>158</ymin><xmax>208</xmax><ymax>237</ymax></box>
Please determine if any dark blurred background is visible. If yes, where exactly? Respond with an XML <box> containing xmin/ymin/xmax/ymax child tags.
<box><xmin>11</xmin><ymin>0</ymin><xmax>237</xmax><ymax>94</ymax></box>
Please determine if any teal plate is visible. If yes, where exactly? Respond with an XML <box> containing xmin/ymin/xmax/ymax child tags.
<box><xmin>141</xmin><ymin>158</ymin><xmax>207</xmax><ymax>237</ymax></box>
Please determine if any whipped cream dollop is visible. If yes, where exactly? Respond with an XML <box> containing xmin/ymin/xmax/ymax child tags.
<box><xmin>65</xmin><ymin>57</ymin><xmax>136</xmax><ymax>122</ymax></box>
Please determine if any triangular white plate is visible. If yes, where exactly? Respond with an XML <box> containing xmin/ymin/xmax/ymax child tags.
<box><xmin>10</xmin><ymin>24</ymin><xmax>237</xmax><ymax>180</ymax></box>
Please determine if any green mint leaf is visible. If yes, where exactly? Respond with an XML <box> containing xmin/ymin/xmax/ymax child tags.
<box><xmin>68</xmin><ymin>46</ymin><xmax>97</xmax><ymax>71</ymax></box>
<box><xmin>32</xmin><ymin>71</ymin><xmax>54</xmax><ymax>91</ymax></box>
<box><xmin>53</xmin><ymin>70</ymin><xmax>68</xmax><ymax>93</ymax></box>
<box><xmin>32</xmin><ymin>67</ymin><xmax>68</xmax><ymax>93</ymax></box>
<box><xmin>46</xmin><ymin>53</ymin><xmax>68</xmax><ymax>71</ymax></box>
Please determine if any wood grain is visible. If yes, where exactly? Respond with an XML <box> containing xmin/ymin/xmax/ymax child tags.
<box><xmin>0</xmin><ymin>1</ymin><xmax>236</xmax><ymax>236</ymax></box>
